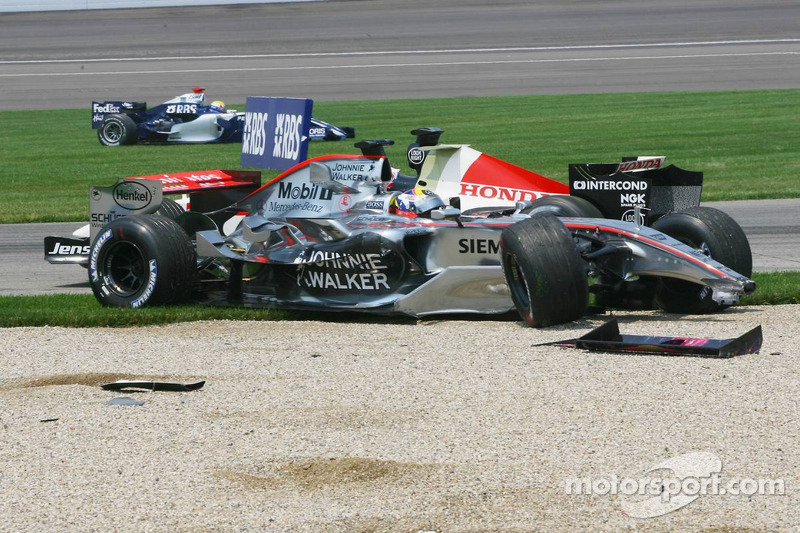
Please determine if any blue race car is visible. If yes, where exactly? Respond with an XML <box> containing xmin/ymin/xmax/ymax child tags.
<box><xmin>92</xmin><ymin>87</ymin><xmax>354</xmax><ymax>146</ymax></box>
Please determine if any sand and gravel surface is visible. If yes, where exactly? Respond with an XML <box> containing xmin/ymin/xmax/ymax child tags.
<box><xmin>1</xmin><ymin>306</ymin><xmax>797</xmax><ymax>532</ymax></box>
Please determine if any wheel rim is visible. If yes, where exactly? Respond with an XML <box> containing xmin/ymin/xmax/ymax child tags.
<box><xmin>505</xmin><ymin>253</ymin><xmax>531</xmax><ymax>308</ymax></box>
<box><xmin>103</xmin><ymin>122</ymin><xmax>122</xmax><ymax>143</ymax></box>
<box><xmin>102</xmin><ymin>241</ymin><xmax>147</xmax><ymax>297</ymax></box>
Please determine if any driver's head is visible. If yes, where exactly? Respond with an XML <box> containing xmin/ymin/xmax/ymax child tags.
<box><xmin>390</xmin><ymin>188</ymin><xmax>446</xmax><ymax>218</ymax></box>
<box><xmin>209</xmin><ymin>100</ymin><xmax>226</xmax><ymax>113</ymax></box>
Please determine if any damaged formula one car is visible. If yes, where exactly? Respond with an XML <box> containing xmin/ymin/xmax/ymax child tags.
<box><xmin>46</xmin><ymin>128</ymin><xmax>755</xmax><ymax>327</ymax></box>
<box><xmin>92</xmin><ymin>87</ymin><xmax>355</xmax><ymax>146</ymax></box>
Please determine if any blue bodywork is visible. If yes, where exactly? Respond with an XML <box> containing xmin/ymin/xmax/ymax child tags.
<box><xmin>92</xmin><ymin>89</ymin><xmax>354</xmax><ymax>145</ymax></box>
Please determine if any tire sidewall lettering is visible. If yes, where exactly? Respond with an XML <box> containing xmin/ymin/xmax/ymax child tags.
<box><xmin>89</xmin><ymin>229</ymin><xmax>112</xmax><ymax>283</ymax></box>
<box><xmin>130</xmin><ymin>259</ymin><xmax>158</xmax><ymax>308</ymax></box>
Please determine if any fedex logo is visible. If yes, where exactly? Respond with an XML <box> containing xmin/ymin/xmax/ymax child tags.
<box><xmin>93</xmin><ymin>103</ymin><xmax>121</xmax><ymax>113</ymax></box>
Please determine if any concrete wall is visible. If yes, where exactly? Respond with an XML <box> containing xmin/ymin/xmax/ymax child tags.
<box><xmin>1</xmin><ymin>0</ymin><xmax>315</xmax><ymax>13</ymax></box>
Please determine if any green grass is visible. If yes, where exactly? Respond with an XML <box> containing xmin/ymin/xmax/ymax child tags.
<box><xmin>2</xmin><ymin>89</ymin><xmax>798</xmax><ymax>224</ymax></box>
<box><xmin>0</xmin><ymin>272</ymin><xmax>796</xmax><ymax>328</ymax></box>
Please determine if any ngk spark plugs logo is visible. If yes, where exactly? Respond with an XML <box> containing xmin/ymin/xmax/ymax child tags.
<box><xmin>241</xmin><ymin>97</ymin><xmax>313</xmax><ymax>171</ymax></box>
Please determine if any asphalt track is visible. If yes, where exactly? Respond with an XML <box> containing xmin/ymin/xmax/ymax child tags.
<box><xmin>0</xmin><ymin>0</ymin><xmax>798</xmax><ymax>295</ymax></box>
<box><xmin>2</xmin><ymin>0</ymin><xmax>800</xmax><ymax>107</ymax></box>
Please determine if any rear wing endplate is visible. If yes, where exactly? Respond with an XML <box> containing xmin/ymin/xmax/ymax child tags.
<box><xmin>92</xmin><ymin>100</ymin><xmax>146</xmax><ymax>128</ymax></box>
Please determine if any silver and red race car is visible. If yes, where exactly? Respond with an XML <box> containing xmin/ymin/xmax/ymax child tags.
<box><xmin>46</xmin><ymin>129</ymin><xmax>754</xmax><ymax>327</ymax></box>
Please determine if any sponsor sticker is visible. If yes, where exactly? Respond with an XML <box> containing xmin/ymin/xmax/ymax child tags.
<box><xmin>277</xmin><ymin>181</ymin><xmax>333</xmax><ymax>201</ymax></box>
<box><xmin>338</xmin><ymin>194</ymin><xmax>353</xmax><ymax>211</ymax></box>
<box><xmin>165</xmin><ymin>104</ymin><xmax>197</xmax><ymax>114</ymax></box>
<box><xmin>92</xmin><ymin>102</ymin><xmax>121</xmax><ymax>114</ymax></box>
<box><xmin>296</xmin><ymin>251</ymin><xmax>390</xmax><ymax>292</ymax></box>
<box><xmin>408</xmin><ymin>146</ymin><xmax>425</xmax><ymax>165</ymax></box>
<box><xmin>459</xmin><ymin>183</ymin><xmax>545</xmax><ymax>202</ymax></box>
<box><xmin>47</xmin><ymin>241</ymin><xmax>90</xmax><ymax>256</ymax></box>
<box><xmin>112</xmin><ymin>181</ymin><xmax>153</xmax><ymax>210</ymax></box>
<box><xmin>458</xmin><ymin>237</ymin><xmax>500</xmax><ymax>255</ymax></box>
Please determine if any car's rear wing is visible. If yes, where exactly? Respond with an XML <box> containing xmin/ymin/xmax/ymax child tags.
<box><xmin>91</xmin><ymin>100</ymin><xmax>146</xmax><ymax>128</ymax></box>
<box><xmin>87</xmin><ymin>170</ymin><xmax>261</xmax><ymax>241</ymax></box>
<box><xmin>569</xmin><ymin>157</ymin><xmax>703</xmax><ymax>225</ymax></box>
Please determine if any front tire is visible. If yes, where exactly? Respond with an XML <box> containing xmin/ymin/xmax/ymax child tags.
<box><xmin>89</xmin><ymin>215</ymin><xmax>196</xmax><ymax>307</ymax></box>
<box><xmin>501</xmin><ymin>212</ymin><xmax>589</xmax><ymax>327</ymax></box>
<box><xmin>98</xmin><ymin>114</ymin><xmax>138</xmax><ymax>146</ymax></box>
<box><xmin>651</xmin><ymin>206</ymin><xmax>753</xmax><ymax>314</ymax></box>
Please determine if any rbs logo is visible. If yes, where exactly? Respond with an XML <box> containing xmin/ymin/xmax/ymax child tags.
<box><xmin>165</xmin><ymin>104</ymin><xmax>197</xmax><ymax>114</ymax></box>
<box><xmin>273</xmin><ymin>113</ymin><xmax>303</xmax><ymax>161</ymax></box>
<box><xmin>242</xmin><ymin>111</ymin><xmax>268</xmax><ymax>156</ymax></box>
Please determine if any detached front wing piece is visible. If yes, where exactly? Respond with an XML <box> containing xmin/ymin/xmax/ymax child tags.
<box><xmin>545</xmin><ymin>319</ymin><xmax>762</xmax><ymax>358</ymax></box>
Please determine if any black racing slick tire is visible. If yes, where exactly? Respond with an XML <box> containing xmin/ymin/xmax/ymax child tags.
<box><xmin>155</xmin><ymin>198</ymin><xmax>186</xmax><ymax>219</ymax></box>
<box><xmin>98</xmin><ymin>113</ymin><xmax>138</xmax><ymax>146</ymax></box>
<box><xmin>524</xmin><ymin>195</ymin><xmax>604</xmax><ymax>218</ymax></box>
<box><xmin>501</xmin><ymin>212</ymin><xmax>589</xmax><ymax>327</ymax></box>
<box><xmin>89</xmin><ymin>215</ymin><xmax>196</xmax><ymax>307</ymax></box>
<box><xmin>651</xmin><ymin>206</ymin><xmax>753</xmax><ymax>314</ymax></box>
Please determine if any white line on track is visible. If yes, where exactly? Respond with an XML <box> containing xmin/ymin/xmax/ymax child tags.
<box><xmin>1</xmin><ymin>38</ymin><xmax>798</xmax><ymax>64</ymax></box>
<box><xmin>1</xmin><ymin>51</ymin><xmax>797</xmax><ymax>78</ymax></box>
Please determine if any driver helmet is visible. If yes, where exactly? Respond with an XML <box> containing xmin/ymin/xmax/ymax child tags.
<box><xmin>390</xmin><ymin>188</ymin><xmax>446</xmax><ymax>218</ymax></box>
<box><xmin>209</xmin><ymin>100</ymin><xmax>226</xmax><ymax>113</ymax></box>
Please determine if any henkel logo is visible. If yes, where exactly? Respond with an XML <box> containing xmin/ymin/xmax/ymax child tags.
<box><xmin>112</xmin><ymin>181</ymin><xmax>152</xmax><ymax>210</ymax></box>
<box><xmin>460</xmin><ymin>183</ymin><xmax>544</xmax><ymax>202</ymax></box>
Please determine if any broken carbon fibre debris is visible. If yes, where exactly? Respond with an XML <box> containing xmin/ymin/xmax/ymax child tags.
<box><xmin>539</xmin><ymin>319</ymin><xmax>762</xmax><ymax>358</ymax></box>
<box><xmin>100</xmin><ymin>380</ymin><xmax>205</xmax><ymax>392</ymax></box>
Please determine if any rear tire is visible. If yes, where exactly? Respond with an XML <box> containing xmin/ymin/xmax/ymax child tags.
<box><xmin>523</xmin><ymin>195</ymin><xmax>604</xmax><ymax>218</ymax></box>
<box><xmin>155</xmin><ymin>198</ymin><xmax>185</xmax><ymax>219</ymax></box>
<box><xmin>651</xmin><ymin>206</ymin><xmax>752</xmax><ymax>314</ymax></box>
<box><xmin>501</xmin><ymin>212</ymin><xmax>589</xmax><ymax>327</ymax></box>
<box><xmin>98</xmin><ymin>114</ymin><xmax>138</xmax><ymax>146</ymax></box>
<box><xmin>89</xmin><ymin>215</ymin><xmax>196</xmax><ymax>307</ymax></box>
